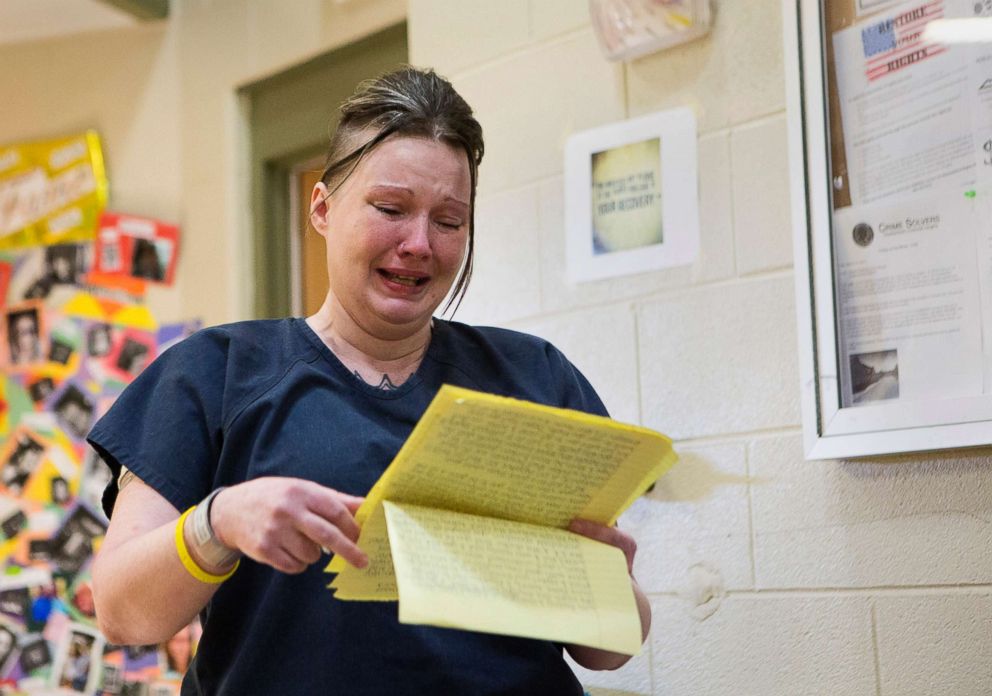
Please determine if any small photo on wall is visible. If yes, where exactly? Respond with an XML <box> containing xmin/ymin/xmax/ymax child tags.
<box><xmin>44</xmin><ymin>244</ymin><xmax>87</xmax><ymax>286</ymax></box>
<box><xmin>104</xmin><ymin>329</ymin><xmax>156</xmax><ymax>383</ymax></box>
<box><xmin>66</xmin><ymin>565</ymin><xmax>97</xmax><ymax>625</ymax></box>
<box><xmin>93</xmin><ymin>213</ymin><xmax>180</xmax><ymax>287</ymax></box>
<box><xmin>51</xmin><ymin>622</ymin><xmax>105</xmax><ymax>694</ymax></box>
<box><xmin>0</xmin><ymin>587</ymin><xmax>32</xmax><ymax>626</ymax></box>
<box><xmin>18</xmin><ymin>632</ymin><xmax>52</xmax><ymax>675</ymax></box>
<box><xmin>116</xmin><ymin>336</ymin><xmax>152</xmax><ymax>376</ymax></box>
<box><xmin>27</xmin><ymin>377</ymin><xmax>55</xmax><ymax>404</ymax></box>
<box><xmin>49</xmin><ymin>503</ymin><xmax>107</xmax><ymax>575</ymax></box>
<box><xmin>131</xmin><ymin>238</ymin><xmax>172</xmax><ymax>282</ymax></box>
<box><xmin>3</xmin><ymin>301</ymin><xmax>46</xmax><ymax>368</ymax></box>
<box><xmin>78</xmin><ymin>449</ymin><xmax>112</xmax><ymax>517</ymax></box>
<box><xmin>85</xmin><ymin>322</ymin><xmax>114</xmax><ymax>359</ymax></box>
<box><xmin>0</xmin><ymin>618</ymin><xmax>20</xmax><ymax>676</ymax></box>
<box><xmin>51</xmin><ymin>381</ymin><xmax>97</xmax><ymax>440</ymax></box>
<box><xmin>0</xmin><ymin>506</ymin><xmax>27</xmax><ymax>540</ymax></box>
<box><xmin>101</xmin><ymin>661</ymin><xmax>124</xmax><ymax>695</ymax></box>
<box><xmin>0</xmin><ymin>428</ymin><xmax>48</xmax><ymax>495</ymax></box>
<box><xmin>849</xmin><ymin>348</ymin><xmax>900</xmax><ymax>405</ymax></box>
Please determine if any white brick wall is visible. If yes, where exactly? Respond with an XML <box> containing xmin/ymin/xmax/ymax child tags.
<box><xmin>650</xmin><ymin>595</ymin><xmax>877</xmax><ymax>695</ymax></box>
<box><xmin>411</xmin><ymin>1</ymin><xmax>992</xmax><ymax>693</ymax></box>
<box><xmin>876</xmin><ymin>594</ymin><xmax>992</xmax><ymax>695</ymax></box>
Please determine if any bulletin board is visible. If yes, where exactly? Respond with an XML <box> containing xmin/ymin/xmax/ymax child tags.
<box><xmin>784</xmin><ymin>0</ymin><xmax>992</xmax><ymax>458</ymax></box>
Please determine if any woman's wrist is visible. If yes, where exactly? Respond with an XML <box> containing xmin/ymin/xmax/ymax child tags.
<box><xmin>183</xmin><ymin>488</ymin><xmax>241</xmax><ymax>575</ymax></box>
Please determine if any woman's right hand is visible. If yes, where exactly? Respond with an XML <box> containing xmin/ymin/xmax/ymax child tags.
<box><xmin>210</xmin><ymin>477</ymin><xmax>367</xmax><ymax>574</ymax></box>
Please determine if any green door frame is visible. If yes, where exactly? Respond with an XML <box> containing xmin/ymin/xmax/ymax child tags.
<box><xmin>96</xmin><ymin>0</ymin><xmax>168</xmax><ymax>20</ymax></box>
<box><xmin>241</xmin><ymin>23</ymin><xmax>408</xmax><ymax>318</ymax></box>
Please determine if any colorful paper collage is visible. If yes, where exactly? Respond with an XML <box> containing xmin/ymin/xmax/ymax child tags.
<box><xmin>0</xmin><ymin>134</ymin><xmax>199</xmax><ymax>695</ymax></box>
<box><xmin>91</xmin><ymin>214</ymin><xmax>180</xmax><ymax>295</ymax></box>
<box><xmin>0</xmin><ymin>133</ymin><xmax>108</xmax><ymax>251</ymax></box>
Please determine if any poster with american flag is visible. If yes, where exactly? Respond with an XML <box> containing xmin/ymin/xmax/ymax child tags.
<box><xmin>860</xmin><ymin>0</ymin><xmax>946</xmax><ymax>81</ymax></box>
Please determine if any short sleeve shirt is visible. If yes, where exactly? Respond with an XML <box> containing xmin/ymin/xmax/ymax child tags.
<box><xmin>88</xmin><ymin>318</ymin><xmax>609</xmax><ymax>696</ymax></box>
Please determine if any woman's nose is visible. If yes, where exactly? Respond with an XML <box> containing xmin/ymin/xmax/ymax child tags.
<box><xmin>398</xmin><ymin>215</ymin><xmax>431</xmax><ymax>257</ymax></box>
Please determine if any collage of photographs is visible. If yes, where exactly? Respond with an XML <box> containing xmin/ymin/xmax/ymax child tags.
<box><xmin>0</xmin><ymin>129</ymin><xmax>200</xmax><ymax>696</ymax></box>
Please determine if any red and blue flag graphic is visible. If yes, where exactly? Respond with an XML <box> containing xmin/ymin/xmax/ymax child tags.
<box><xmin>861</xmin><ymin>1</ymin><xmax>946</xmax><ymax>81</ymax></box>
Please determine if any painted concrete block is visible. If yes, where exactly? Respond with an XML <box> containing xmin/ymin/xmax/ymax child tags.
<box><xmin>626</xmin><ymin>32</ymin><xmax>729</xmax><ymax>134</ymax></box>
<box><xmin>719</xmin><ymin>0</ymin><xmax>786</xmax><ymax>126</ymax></box>
<box><xmin>626</xmin><ymin>0</ymin><xmax>785</xmax><ymax>132</ymax></box>
<box><xmin>650</xmin><ymin>595</ymin><xmax>876</xmax><ymax>695</ymax></box>
<box><xmin>693</xmin><ymin>131</ymin><xmax>737</xmax><ymax>283</ymax></box>
<box><xmin>538</xmin><ymin>131</ymin><xmax>734</xmax><ymax>314</ymax></box>
<box><xmin>567</xmin><ymin>646</ymin><xmax>652</xmax><ymax>696</ymax></box>
<box><xmin>245</xmin><ymin>0</ymin><xmax>323</xmax><ymax>74</ymax></box>
<box><xmin>530</xmin><ymin>0</ymin><xmax>592</xmax><ymax>41</ymax></box>
<box><xmin>621</xmin><ymin>442</ymin><xmax>753</xmax><ymax>593</ymax></box>
<box><xmin>636</xmin><ymin>276</ymin><xmax>801</xmax><ymax>439</ymax></box>
<box><xmin>750</xmin><ymin>436</ymin><xmax>992</xmax><ymax>588</ymax></box>
<box><xmin>455</xmin><ymin>185</ymin><xmax>542</xmax><ymax>325</ymax></box>
<box><xmin>731</xmin><ymin>115</ymin><xmax>793</xmax><ymax>276</ymax></box>
<box><xmin>316</xmin><ymin>0</ymin><xmax>407</xmax><ymax>53</ymax></box>
<box><xmin>511</xmin><ymin>304</ymin><xmax>640</xmax><ymax>424</ymax></box>
<box><xmin>408</xmin><ymin>0</ymin><xmax>530</xmax><ymax>74</ymax></box>
<box><xmin>876</xmin><ymin>594</ymin><xmax>992</xmax><ymax>696</ymax></box>
<box><xmin>455</xmin><ymin>30</ymin><xmax>625</xmax><ymax>194</ymax></box>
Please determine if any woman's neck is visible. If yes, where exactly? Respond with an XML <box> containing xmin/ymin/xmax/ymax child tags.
<box><xmin>305</xmin><ymin>294</ymin><xmax>432</xmax><ymax>388</ymax></box>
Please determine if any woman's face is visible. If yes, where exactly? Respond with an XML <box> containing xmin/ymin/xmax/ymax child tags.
<box><xmin>311</xmin><ymin>136</ymin><xmax>471</xmax><ymax>338</ymax></box>
<box><xmin>12</xmin><ymin>314</ymin><xmax>38</xmax><ymax>361</ymax></box>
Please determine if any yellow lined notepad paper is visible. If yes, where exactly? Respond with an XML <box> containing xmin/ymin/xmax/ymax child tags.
<box><xmin>325</xmin><ymin>385</ymin><xmax>677</xmax><ymax>654</ymax></box>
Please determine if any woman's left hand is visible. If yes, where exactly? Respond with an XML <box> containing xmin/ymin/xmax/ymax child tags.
<box><xmin>564</xmin><ymin>519</ymin><xmax>649</xmax><ymax>670</ymax></box>
<box><xmin>568</xmin><ymin>519</ymin><xmax>637</xmax><ymax>574</ymax></box>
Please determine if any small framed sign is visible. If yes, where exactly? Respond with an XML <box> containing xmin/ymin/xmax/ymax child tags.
<box><xmin>564</xmin><ymin>108</ymin><xmax>699</xmax><ymax>283</ymax></box>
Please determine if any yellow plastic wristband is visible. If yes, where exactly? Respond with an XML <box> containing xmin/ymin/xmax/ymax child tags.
<box><xmin>175</xmin><ymin>507</ymin><xmax>240</xmax><ymax>584</ymax></box>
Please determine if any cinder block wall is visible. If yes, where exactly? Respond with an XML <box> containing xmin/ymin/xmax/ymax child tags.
<box><xmin>3</xmin><ymin>1</ymin><xmax>990</xmax><ymax>693</ymax></box>
<box><xmin>409</xmin><ymin>2</ymin><xmax>992</xmax><ymax>694</ymax></box>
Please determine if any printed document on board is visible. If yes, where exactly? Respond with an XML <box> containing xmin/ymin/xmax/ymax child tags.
<box><xmin>832</xmin><ymin>191</ymin><xmax>984</xmax><ymax>407</ymax></box>
<box><xmin>832</xmin><ymin>0</ymin><xmax>992</xmax><ymax>207</ymax></box>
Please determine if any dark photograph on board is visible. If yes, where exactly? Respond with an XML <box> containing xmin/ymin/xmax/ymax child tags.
<box><xmin>5</xmin><ymin>307</ymin><xmax>42</xmax><ymax>366</ymax></box>
<box><xmin>850</xmin><ymin>349</ymin><xmax>899</xmax><ymax>405</ymax></box>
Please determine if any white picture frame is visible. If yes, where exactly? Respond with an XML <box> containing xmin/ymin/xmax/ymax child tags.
<box><xmin>564</xmin><ymin>108</ymin><xmax>699</xmax><ymax>284</ymax></box>
<box><xmin>784</xmin><ymin>0</ymin><xmax>992</xmax><ymax>459</ymax></box>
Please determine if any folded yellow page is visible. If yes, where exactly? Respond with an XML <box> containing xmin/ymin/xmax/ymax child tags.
<box><xmin>383</xmin><ymin>501</ymin><xmax>643</xmax><ymax>655</ymax></box>
<box><xmin>325</xmin><ymin>385</ymin><xmax>677</xmax><ymax>643</ymax></box>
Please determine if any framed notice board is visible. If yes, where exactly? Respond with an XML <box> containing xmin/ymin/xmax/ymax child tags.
<box><xmin>784</xmin><ymin>0</ymin><xmax>992</xmax><ymax>458</ymax></box>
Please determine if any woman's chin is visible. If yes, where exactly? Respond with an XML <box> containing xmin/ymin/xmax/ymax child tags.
<box><xmin>367</xmin><ymin>298</ymin><xmax>440</xmax><ymax>333</ymax></box>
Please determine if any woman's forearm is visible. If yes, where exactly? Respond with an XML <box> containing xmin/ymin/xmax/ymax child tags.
<box><xmin>92</xmin><ymin>483</ymin><xmax>222</xmax><ymax>645</ymax></box>
<box><xmin>92</xmin><ymin>475</ymin><xmax>366</xmax><ymax>645</ymax></box>
<box><xmin>566</xmin><ymin>578</ymin><xmax>652</xmax><ymax>671</ymax></box>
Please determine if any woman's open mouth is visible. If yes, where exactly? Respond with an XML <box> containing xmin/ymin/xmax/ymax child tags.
<box><xmin>378</xmin><ymin>270</ymin><xmax>428</xmax><ymax>287</ymax></box>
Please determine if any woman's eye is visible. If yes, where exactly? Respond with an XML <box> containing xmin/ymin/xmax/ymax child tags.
<box><xmin>374</xmin><ymin>204</ymin><xmax>401</xmax><ymax>216</ymax></box>
<box><xmin>436</xmin><ymin>219</ymin><xmax>463</xmax><ymax>231</ymax></box>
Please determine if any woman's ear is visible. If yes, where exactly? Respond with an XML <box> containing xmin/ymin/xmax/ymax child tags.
<box><xmin>310</xmin><ymin>182</ymin><xmax>331</xmax><ymax>237</ymax></box>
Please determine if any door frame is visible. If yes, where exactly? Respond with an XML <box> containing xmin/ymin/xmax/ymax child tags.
<box><xmin>241</xmin><ymin>22</ymin><xmax>408</xmax><ymax>318</ymax></box>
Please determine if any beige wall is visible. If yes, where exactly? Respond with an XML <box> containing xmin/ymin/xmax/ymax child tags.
<box><xmin>409</xmin><ymin>2</ymin><xmax>992</xmax><ymax>695</ymax></box>
<box><xmin>0</xmin><ymin>21</ymin><xmax>184</xmax><ymax>320</ymax></box>
<box><xmin>3</xmin><ymin>1</ymin><xmax>991</xmax><ymax>694</ymax></box>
